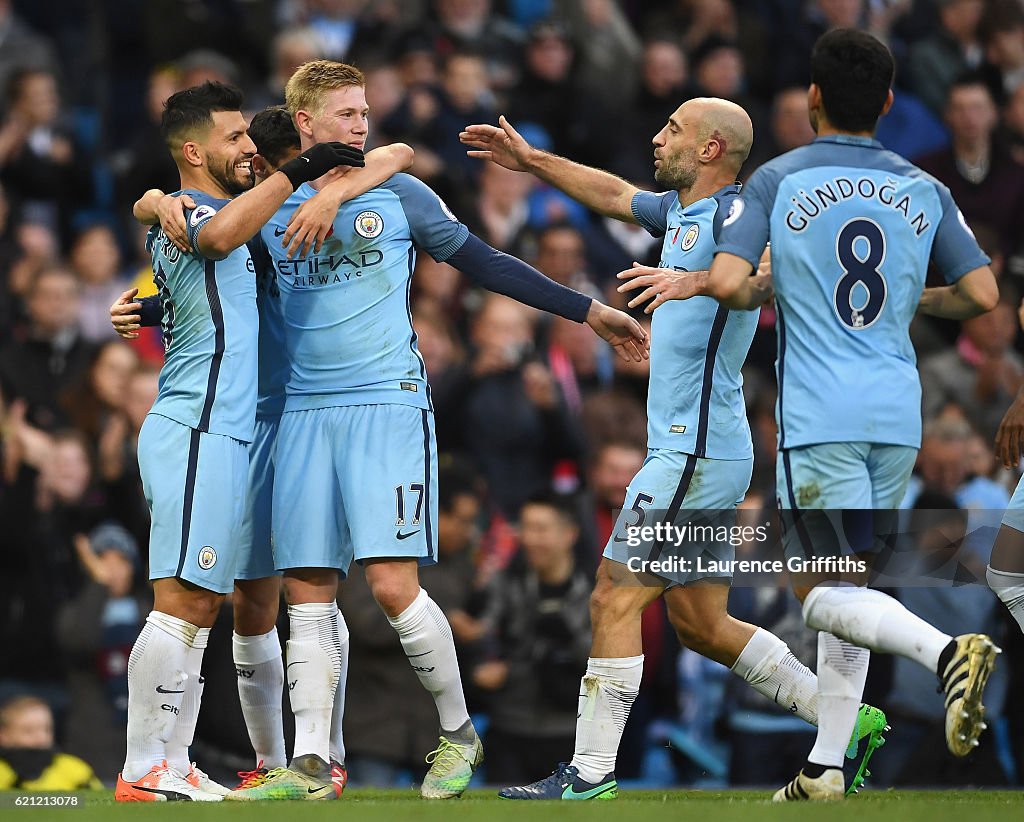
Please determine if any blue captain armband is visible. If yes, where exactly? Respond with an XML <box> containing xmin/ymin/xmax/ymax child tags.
<box><xmin>447</xmin><ymin>233</ymin><xmax>592</xmax><ymax>323</ymax></box>
<box><xmin>137</xmin><ymin>295</ymin><xmax>162</xmax><ymax>327</ymax></box>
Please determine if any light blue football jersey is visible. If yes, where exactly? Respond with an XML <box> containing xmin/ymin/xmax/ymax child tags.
<box><xmin>631</xmin><ymin>186</ymin><xmax>758</xmax><ymax>460</ymax></box>
<box><xmin>716</xmin><ymin>135</ymin><xmax>989</xmax><ymax>450</ymax></box>
<box><xmin>147</xmin><ymin>190</ymin><xmax>259</xmax><ymax>442</ymax></box>
<box><xmin>261</xmin><ymin>173</ymin><xmax>468</xmax><ymax>412</ymax></box>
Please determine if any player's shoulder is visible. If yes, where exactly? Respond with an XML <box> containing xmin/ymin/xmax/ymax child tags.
<box><xmin>377</xmin><ymin>172</ymin><xmax>428</xmax><ymax>197</ymax></box>
<box><xmin>871</xmin><ymin>149</ymin><xmax>950</xmax><ymax>196</ymax></box>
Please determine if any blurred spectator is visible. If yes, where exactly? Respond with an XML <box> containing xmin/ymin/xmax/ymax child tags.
<box><xmin>0</xmin><ymin>0</ymin><xmax>58</xmax><ymax>104</ymax></box>
<box><xmin>474</xmin><ymin>493</ymin><xmax>592</xmax><ymax>784</ymax></box>
<box><xmin>908</xmin><ymin>0</ymin><xmax>986</xmax><ymax>116</ymax></box>
<box><xmin>1003</xmin><ymin>81</ymin><xmax>1024</xmax><ymax>165</ymax></box>
<box><xmin>461</xmin><ymin>295</ymin><xmax>584</xmax><ymax>517</ymax></box>
<box><xmin>916</xmin><ymin>75</ymin><xmax>1024</xmax><ymax>257</ymax></box>
<box><xmin>252</xmin><ymin>27</ymin><xmax>325</xmax><ymax>111</ymax></box>
<box><xmin>5</xmin><ymin>219</ymin><xmax>59</xmax><ymax>338</ymax></box>
<box><xmin>113</xmin><ymin>65</ymin><xmax>182</xmax><ymax>212</ymax></box>
<box><xmin>507</xmin><ymin>19</ymin><xmax>608</xmax><ymax>168</ymax></box>
<box><xmin>544</xmin><ymin>314</ymin><xmax>612</xmax><ymax>411</ymax></box>
<box><xmin>0</xmin><ymin>68</ymin><xmax>91</xmax><ymax>245</ymax></box>
<box><xmin>59</xmin><ymin>339</ymin><xmax>138</xmax><ymax>446</ymax></box>
<box><xmin>0</xmin><ymin>696</ymin><xmax>101</xmax><ymax>790</ymax></box>
<box><xmin>557</xmin><ymin>0</ymin><xmax>641</xmax><ymax>99</ymax></box>
<box><xmin>920</xmin><ymin>299</ymin><xmax>1023</xmax><ymax>443</ymax></box>
<box><xmin>580</xmin><ymin>388</ymin><xmax>648</xmax><ymax>453</ymax></box>
<box><xmin>175</xmin><ymin>49</ymin><xmax>240</xmax><ymax>90</ymax></box>
<box><xmin>1</xmin><ymin>425</ymin><xmax>103</xmax><ymax>700</ymax></box>
<box><xmin>687</xmin><ymin>37</ymin><xmax>768</xmax><ymax>148</ymax></box>
<box><xmin>56</xmin><ymin>523</ymin><xmax>149</xmax><ymax>782</ymax></box>
<box><xmin>767</xmin><ymin>86</ymin><xmax>816</xmax><ymax>158</ymax></box>
<box><xmin>612</xmin><ymin>39</ymin><xmax>688</xmax><ymax>184</ymax></box>
<box><xmin>979</xmin><ymin>0</ymin><xmax>1024</xmax><ymax>103</ymax></box>
<box><xmin>531</xmin><ymin>222</ymin><xmax>599</xmax><ymax>295</ymax></box>
<box><xmin>773</xmin><ymin>0</ymin><xmax>868</xmax><ymax>91</ymax></box>
<box><xmin>463</xmin><ymin>159</ymin><xmax>534</xmax><ymax>253</ymax></box>
<box><xmin>69</xmin><ymin>224</ymin><xmax>130</xmax><ymax>343</ymax></box>
<box><xmin>422</xmin><ymin>0</ymin><xmax>524</xmax><ymax>90</ymax></box>
<box><xmin>580</xmin><ymin>439</ymin><xmax>645</xmax><ymax>559</ymax></box>
<box><xmin>0</xmin><ymin>266</ymin><xmax>95</xmax><ymax>431</ymax></box>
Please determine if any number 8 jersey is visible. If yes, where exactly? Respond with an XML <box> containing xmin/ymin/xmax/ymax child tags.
<box><xmin>716</xmin><ymin>134</ymin><xmax>989</xmax><ymax>450</ymax></box>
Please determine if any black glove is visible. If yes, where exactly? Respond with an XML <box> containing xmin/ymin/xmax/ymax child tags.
<box><xmin>279</xmin><ymin>141</ymin><xmax>365</xmax><ymax>190</ymax></box>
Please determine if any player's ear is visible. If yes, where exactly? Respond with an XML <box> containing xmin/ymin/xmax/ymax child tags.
<box><xmin>180</xmin><ymin>140</ymin><xmax>204</xmax><ymax>169</ymax></box>
<box><xmin>252</xmin><ymin>154</ymin><xmax>271</xmax><ymax>178</ymax></box>
<box><xmin>294</xmin><ymin>109</ymin><xmax>315</xmax><ymax>139</ymax></box>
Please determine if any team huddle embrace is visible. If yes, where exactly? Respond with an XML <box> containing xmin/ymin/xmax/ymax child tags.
<box><xmin>109</xmin><ymin>27</ymin><xmax>1018</xmax><ymax>803</ymax></box>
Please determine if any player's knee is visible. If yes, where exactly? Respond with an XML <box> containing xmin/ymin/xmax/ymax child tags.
<box><xmin>367</xmin><ymin>572</ymin><xmax>420</xmax><ymax>618</ymax></box>
<box><xmin>233</xmin><ymin>593</ymin><xmax>280</xmax><ymax>635</ymax></box>
<box><xmin>589</xmin><ymin>576</ymin><xmax>646</xmax><ymax>627</ymax></box>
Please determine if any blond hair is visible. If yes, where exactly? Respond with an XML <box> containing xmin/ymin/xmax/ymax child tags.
<box><xmin>285</xmin><ymin>60</ymin><xmax>365</xmax><ymax>118</ymax></box>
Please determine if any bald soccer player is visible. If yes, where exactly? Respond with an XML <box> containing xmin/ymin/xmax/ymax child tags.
<box><xmin>460</xmin><ymin>98</ymin><xmax>887</xmax><ymax>801</ymax></box>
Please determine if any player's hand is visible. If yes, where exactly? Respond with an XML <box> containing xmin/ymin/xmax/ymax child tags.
<box><xmin>585</xmin><ymin>300</ymin><xmax>650</xmax><ymax>362</ymax></box>
<box><xmin>110</xmin><ymin>288</ymin><xmax>142</xmax><ymax>340</ymax></box>
<box><xmin>616</xmin><ymin>262</ymin><xmax>708</xmax><ymax>312</ymax></box>
<box><xmin>996</xmin><ymin>395</ymin><xmax>1024</xmax><ymax>468</ymax></box>
<box><xmin>460</xmin><ymin>115</ymin><xmax>534</xmax><ymax>172</ymax></box>
<box><xmin>158</xmin><ymin>193</ymin><xmax>194</xmax><ymax>253</ymax></box>
<box><xmin>279</xmin><ymin>141</ymin><xmax>365</xmax><ymax>189</ymax></box>
<box><xmin>283</xmin><ymin>189</ymin><xmax>342</xmax><ymax>258</ymax></box>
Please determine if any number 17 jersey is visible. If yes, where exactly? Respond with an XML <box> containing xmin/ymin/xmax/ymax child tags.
<box><xmin>716</xmin><ymin>134</ymin><xmax>989</xmax><ymax>450</ymax></box>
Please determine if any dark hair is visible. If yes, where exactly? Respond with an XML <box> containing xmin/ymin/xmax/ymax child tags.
<box><xmin>521</xmin><ymin>491</ymin><xmax>578</xmax><ymax>526</ymax></box>
<box><xmin>247</xmin><ymin>106</ymin><xmax>300</xmax><ymax>167</ymax></box>
<box><xmin>946</xmin><ymin>71</ymin><xmax>995</xmax><ymax>105</ymax></box>
<box><xmin>810</xmin><ymin>28</ymin><xmax>894</xmax><ymax>133</ymax></box>
<box><xmin>160</xmin><ymin>81</ymin><xmax>244</xmax><ymax>148</ymax></box>
<box><xmin>979</xmin><ymin>0</ymin><xmax>1024</xmax><ymax>45</ymax></box>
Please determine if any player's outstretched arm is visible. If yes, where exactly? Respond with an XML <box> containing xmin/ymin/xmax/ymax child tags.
<box><xmin>706</xmin><ymin>252</ymin><xmax>773</xmax><ymax>310</ymax></box>
<box><xmin>918</xmin><ymin>265</ymin><xmax>999</xmax><ymax>319</ymax></box>
<box><xmin>196</xmin><ymin>141</ymin><xmax>365</xmax><ymax>259</ymax></box>
<box><xmin>460</xmin><ymin>115</ymin><xmax>639</xmax><ymax>223</ymax></box>
<box><xmin>280</xmin><ymin>143</ymin><xmax>414</xmax><ymax>258</ymax></box>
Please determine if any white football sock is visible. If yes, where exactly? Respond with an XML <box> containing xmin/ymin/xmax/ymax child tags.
<box><xmin>233</xmin><ymin>627</ymin><xmax>286</xmax><ymax>768</ymax></box>
<box><xmin>807</xmin><ymin>632</ymin><xmax>870</xmax><ymax>768</ymax></box>
<box><xmin>287</xmin><ymin>602</ymin><xmax>341</xmax><ymax>763</ymax></box>
<box><xmin>329</xmin><ymin>609</ymin><xmax>350</xmax><ymax>764</ymax></box>
<box><xmin>122</xmin><ymin>611</ymin><xmax>197</xmax><ymax>781</ymax></box>
<box><xmin>570</xmin><ymin>655</ymin><xmax>643</xmax><ymax>783</ymax></box>
<box><xmin>987</xmin><ymin>566</ymin><xmax>1024</xmax><ymax>633</ymax></box>
<box><xmin>387</xmin><ymin>588</ymin><xmax>470</xmax><ymax>734</ymax></box>
<box><xmin>803</xmin><ymin>584</ymin><xmax>950</xmax><ymax>672</ymax></box>
<box><xmin>166</xmin><ymin>626</ymin><xmax>209</xmax><ymax>775</ymax></box>
<box><xmin>732</xmin><ymin>627</ymin><xmax>818</xmax><ymax>725</ymax></box>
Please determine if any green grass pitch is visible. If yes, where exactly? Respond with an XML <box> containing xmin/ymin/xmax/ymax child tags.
<box><xmin>3</xmin><ymin>789</ymin><xmax>1023</xmax><ymax>821</ymax></box>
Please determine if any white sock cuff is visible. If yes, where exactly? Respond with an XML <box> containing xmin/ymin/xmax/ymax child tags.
<box><xmin>387</xmin><ymin>587</ymin><xmax>428</xmax><ymax>630</ymax></box>
<box><xmin>987</xmin><ymin>565</ymin><xmax>1024</xmax><ymax>583</ymax></box>
<box><xmin>334</xmin><ymin>609</ymin><xmax>350</xmax><ymax>644</ymax></box>
<box><xmin>587</xmin><ymin>656</ymin><xmax>644</xmax><ymax>689</ymax></box>
<box><xmin>147</xmin><ymin>610</ymin><xmax>200</xmax><ymax>646</ymax></box>
<box><xmin>988</xmin><ymin>565</ymin><xmax>1024</xmax><ymax>603</ymax></box>
<box><xmin>233</xmin><ymin>627</ymin><xmax>282</xmax><ymax>665</ymax></box>
<box><xmin>192</xmin><ymin>627</ymin><xmax>211</xmax><ymax>651</ymax></box>
<box><xmin>731</xmin><ymin>627</ymin><xmax>787</xmax><ymax>677</ymax></box>
<box><xmin>288</xmin><ymin>601</ymin><xmax>338</xmax><ymax>623</ymax></box>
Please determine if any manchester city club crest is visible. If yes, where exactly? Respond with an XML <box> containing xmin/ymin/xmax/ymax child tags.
<box><xmin>198</xmin><ymin>546</ymin><xmax>217</xmax><ymax>570</ymax></box>
<box><xmin>354</xmin><ymin>210</ymin><xmax>384</xmax><ymax>239</ymax></box>
<box><xmin>681</xmin><ymin>224</ymin><xmax>700</xmax><ymax>251</ymax></box>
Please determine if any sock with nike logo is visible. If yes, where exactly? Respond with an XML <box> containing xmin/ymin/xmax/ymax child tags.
<box><xmin>570</xmin><ymin>656</ymin><xmax>643</xmax><ymax>784</ymax></box>
<box><xmin>387</xmin><ymin>587</ymin><xmax>470</xmax><ymax>735</ymax></box>
<box><xmin>166</xmin><ymin>626</ymin><xmax>210</xmax><ymax>775</ymax></box>
<box><xmin>233</xmin><ymin>627</ymin><xmax>287</xmax><ymax>768</ymax></box>
<box><xmin>288</xmin><ymin>602</ymin><xmax>341</xmax><ymax>763</ymax></box>
<box><xmin>731</xmin><ymin>627</ymin><xmax>818</xmax><ymax>724</ymax></box>
<box><xmin>122</xmin><ymin>611</ymin><xmax>196</xmax><ymax>781</ymax></box>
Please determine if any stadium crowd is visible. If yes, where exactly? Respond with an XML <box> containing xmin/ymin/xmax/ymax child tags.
<box><xmin>0</xmin><ymin>0</ymin><xmax>1023</xmax><ymax>791</ymax></box>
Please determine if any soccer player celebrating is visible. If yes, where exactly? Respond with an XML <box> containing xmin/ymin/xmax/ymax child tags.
<box><xmin>114</xmin><ymin>83</ymin><xmax>366</xmax><ymax>802</ymax></box>
<box><xmin>705</xmin><ymin>29</ymin><xmax>1001</xmax><ymax>800</ymax></box>
<box><xmin>461</xmin><ymin>99</ymin><xmax>886</xmax><ymax>799</ymax></box>
<box><xmin>220</xmin><ymin>60</ymin><xmax>647</xmax><ymax>802</ymax></box>
<box><xmin>114</xmin><ymin>105</ymin><xmax>412</xmax><ymax>798</ymax></box>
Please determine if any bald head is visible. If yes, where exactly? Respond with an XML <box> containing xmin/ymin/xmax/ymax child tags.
<box><xmin>653</xmin><ymin>96</ymin><xmax>753</xmax><ymax>194</ymax></box>
<box><xmin>684</xmin><ymin>97</ymin><xmax>753</xmax><ymax>171</ymax></box>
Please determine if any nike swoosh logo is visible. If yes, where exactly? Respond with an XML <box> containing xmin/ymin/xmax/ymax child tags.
<box><xmin>132</xmin><ymin>785</ymin><xmax>190</xmax><ymax>800</ymax></box>
<box><xmin>286</xmin><ymin>660</ymin><xmax>308</xmax><ymax>670</ymax></box>
<box><xmin>274</xmin><ymin>227</ymin><xmax>287</xmax><ymax>237</ymax></box>
<box><xmin>396</xmin><ymin>530</ymin><xmax>420</xmax><ymax>540</ymax></box>
<box><xmin>155</xmin><ymin>685</ymin><xmax>185</xmax><ymax>694</ymax></box>
<box><xmin>307</xmin><ymin>785</ymin><xmax>333</xmax><ymax>795</ymax></box>
<box><xmin>612</xmin><ymin>535</ymin><xmax>628</xmax><ymax>543</ymax></box>
<box><xmin>562</xmin><ymin>782</ymin><xmax>615</xmax><ymax>800</ymax></box>
<box><xmin>775</xmin><ymin>684</ymin><xmax>782</xmax><ymax>703</ymax></box>
<box><xmin>406</xmin><ymin>651</ymin><xmax>431</xmax><ymax>658</ymax></box>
